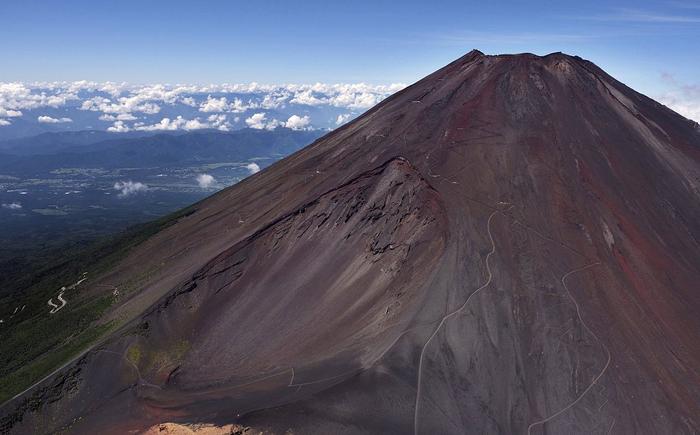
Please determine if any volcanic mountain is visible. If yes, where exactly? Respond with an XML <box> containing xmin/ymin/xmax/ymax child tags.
<box><xmin>2</xmin><ymin>50</ymin><xmax>699</xmax><ymax>434</ymax></box>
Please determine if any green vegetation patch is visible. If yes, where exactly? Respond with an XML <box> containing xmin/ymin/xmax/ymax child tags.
<box><xmin>0</xmin><ymin>321</ymin><xmax>114</xmax><ymax>404</ymax></box>
<box><xmin>145</xmin><ymin>339</ymin><xmax>191</xmax><ymax>374</ymax></box>
<box><xmin>0</xmin><ymin>204</ymin><xmax>198</xmax><ymax>405</ymax></box>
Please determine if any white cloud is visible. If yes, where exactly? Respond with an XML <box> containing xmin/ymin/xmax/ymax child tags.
<box><xmin>246</xmin><ymin>163</ymin><xmax>261</xmax><ymax>174</ymax></box>
<box><xmin>37</xmin><ymin>115</ymin><xmax>73</xmax><ymax>124</ymax></box>
<box><xmin>99</xmin><ymin>113</ymin><xmax>137</xmax><ymax>121</ymax></box>
<box><xmin>135</xmin><ymin>116</ymin><xmax>211</xmax><ymax>131</ymax></box>
<box><xmin>1</xmin><ymin>202</ymin><xmax>22</xmax><ymax>210</ymax></box>
<box><xmin>336</xmin><ymin>113</ymin><xmax>352</xmax><ymax>125</ymax></box>
<box><xmin>289</xmin><ymin>83</ymin><xmax>405</xmax><ymax>110</ymax></box>
<box><xmin>207</xmin><ymin>114</ymin><xmax>231</xmax><ymax>131</ymax></box>
<box><xmin>656</xmin><ymin>73</ymin><xmax>700</xmax><ymax>122</ymax></box>
<box><xmin>183</xmin><ymin>118</ymin><xmax>209</xmax><ymax>130</ymax></box>
<box><xmin>79</xmin><ymin>93</ymin><xmax>161</xmax><ymax>116</ymax></box>
<box><xmin>113</xmin><ymin>181</ymin><xmax>147</xmax><ymax>197</ymax></box>
<box><xmin>97</xmin><ymin>82</ymin><xmax>128</xmax><ymax>97</ymax></box>
<box><xmin>199</xmin><ymin>96</ymin><xmax>229</xmax><ymax>113</ymax></box>
<box><xmin>107</xmin><ymin>120</ymin><xmax>130</xmax><ymax>132</ymax></box>
<box><xmin>285</xmin><ymin>114</ymin><xmax>311</xmax><ymax>130</ymax></box>
<box><xmin>245</xmin><ymin>113</ymin><xmax>266</xmax><ymax>129</ymax></box>
<box><xmin>245</xmin><ymin>112</ymin><xmax>281</xmax><ymax>130</ymax></box>
<box><xmin>328</xmin><ymin>90</ymin><xmax>380</xmax><ymax>109</ymax></box>
<box><xmin>662</xmin><ymin>98</ymin><xmax>700</xmax><ymax>122</ymax></box>
<box><xmin>123</xmin><ymin>114</ymin><xmax>231</xmax><ymax>132</ymax></box>
<box><xmin>260</xmin><ymin>91</ymin><xmax>290</xmax><ymax>109</ymax></box>
<box><xmin>197</xmin><ymin>95</ymin><xmax>255</xmax><ymax>114</ymax></box>
<box><xmin>290</xmin><ymin>89</ymin><xmax>324</xmax><ymax>106</ymax></box>
<box><xmin>196</xmin><ymin>173</ymin><xmax>215</xmax><ymax>188</ymax></box>
<box><xmin>180</xmin><ymin>96</ymin><xmax>197</xmax><ymax>107</ymax></box>
<box><xmin>0</xmin><ymin>82</ymin><xmax>79</xmax><ymax>112</ymax></box>
<box><xmin>0</xmin><ymin>108</ymin><xmax>21</xmax><ymax>117</ymax></box>
<box><xmin>0</xmin><ymin>81</ymin><xmax>405</xmax><ymax>131</ymax></box>
<box><xmin>135</xmin><ymin>118</ymin><xmax>180</xmax><ymax>131</ymax></box>
<box><xmin>229</xmin><ymin>98</ymin><xmax>250</xmax><ymax>113</ymax></box>
<box><xmin>117</xmin><ymin>113</ymin><xmax>138</xmax><ymax>121</ymax></box>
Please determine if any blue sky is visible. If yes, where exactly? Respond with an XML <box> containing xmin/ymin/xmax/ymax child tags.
<box><xmin>0</xmin><ymin>0</ymin><xmax>698</xmax><ymax>112</ymax></box>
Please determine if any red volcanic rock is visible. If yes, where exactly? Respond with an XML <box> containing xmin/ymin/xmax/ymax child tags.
<box><xmin>2</xmin><ymin>50</ymin><xmax>699</xmax><ymax>434</ymax></box>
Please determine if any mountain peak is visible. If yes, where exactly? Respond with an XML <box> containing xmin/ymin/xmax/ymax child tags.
<box><xmin>465</xmin><ymin>48</ymin><xmax>485</xmax><ymax>57</ymax></box>
<box><xmin>3</xmin><ymin>51</ymin><xmax>699</xmax><ymax>435</ymax></box>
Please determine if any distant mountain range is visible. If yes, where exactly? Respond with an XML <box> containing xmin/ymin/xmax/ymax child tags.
<box><xmin>0</xmin><ymin>130</ymin><xmax>162</xmax><ymax>155</ymax></box>
<box><xmin>0</xmin><ymin>128</ymin><xmax>322</xmax><ymax>173</ymax></box>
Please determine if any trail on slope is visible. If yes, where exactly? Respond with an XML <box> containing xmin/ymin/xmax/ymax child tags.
<box><xmin>411</xmin><ymin>216</ymin><xmax>609</xmax><ymax>435</ymax></box>
<box><xmin>46</xmin><ymin>273</ymin><xmax>87</xmax><ymax>314</ymax></box>
<box><xmin>413</xmin><ymin>209</ymin><xmax>502</xmax><ymax>435</ymax></box>
<box><xmin>415</xmin><ymin>152</ymin><xmax>611</xmax><ymax>434</ymax></box>
<box><xmin>526</xmin><ymin>262</ymin><xmax>611</xmax><ymax>435</ymax></box>
<box><xmin>47</xmin><ymin>288</ymin><xmax>67</xmax><ymax>314</ymax></box>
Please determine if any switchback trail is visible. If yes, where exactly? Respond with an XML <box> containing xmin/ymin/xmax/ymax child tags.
<box><xmin>526</xmin><ymin>262</ymin><xmax>611</xmax><ymax>435</ymax></box>
<box><xmin>413</xmin><ymin>209</ymin><xmax>501</xmax><ymax>435</ymax></box>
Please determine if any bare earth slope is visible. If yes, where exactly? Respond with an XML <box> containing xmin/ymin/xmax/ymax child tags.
<box><xmin>2</xmin><ymin>50</ymin><xmax>699</xmax><ymax>434</ymax></box>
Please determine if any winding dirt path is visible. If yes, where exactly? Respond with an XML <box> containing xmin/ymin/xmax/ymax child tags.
<box><xmin>56</xmin><ymin>292</ymin><xmax>67</xmax><ymax>309</ymax></box>
<box><xmin>47</xmin><ymin>288</ymin><xmax>67</xmax><ymax>314</ymax></box>
<box><xmin>46</xmin><ymin>275</ymin><xmax>87</xmax><ymax>314</ymax></box>
<box><xmin>415</xmin><ymin>152</ymin><xmax>611</xmax><ymax>434</ymax></box>
<box><xmin>526</xmin><ymin>262</ymin><xmax>611</xmax><ymax>435</ymax></box>
<box><xmin>413</xmin><ymin>209</ymin><xmax>502</xmax><ymax>435</ymax></box>
<box><xmin>107</xmin><ymin>156</ymin><xmax>608</xmax><ymax>433</ymax></box>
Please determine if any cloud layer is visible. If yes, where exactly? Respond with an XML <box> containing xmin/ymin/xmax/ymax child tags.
<box><xmin>6</xmin><ymin>78</ymin><xmax>695</xmax><ymax>132</ymax></box>
<box><xmin>656</xmin><ymin>73</ymin><xmax>700</xmax><ymax>123</ymax></box>
<box><xmin>37</xmin><ymin>115</ymin><xmax>72</xmax><ymax>124</ymax></box>
<box><xmin>0</xmin><ymin>81</ymin><xmax>405</xmax><ymax>134</ymax></box>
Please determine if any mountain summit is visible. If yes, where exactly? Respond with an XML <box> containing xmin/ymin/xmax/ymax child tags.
<box><xmin>2</xmin><ymin>51</ymin><xmax>699</xmax><ymax>434</ymax></box>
